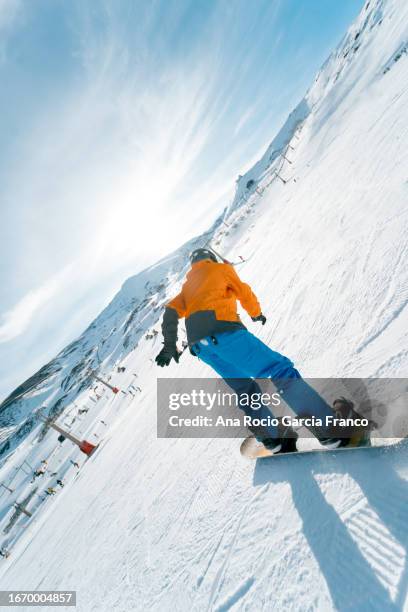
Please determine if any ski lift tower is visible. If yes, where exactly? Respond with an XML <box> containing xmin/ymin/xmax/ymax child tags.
<box><xmin>88</xmin><ymin>370</ymin><xmax>120</xmax><ymax>394</ymax></box>
<box><xmin>39</xmin><ymin>416</ymin><xmax>98</xmax><ymax>457</ymax></box>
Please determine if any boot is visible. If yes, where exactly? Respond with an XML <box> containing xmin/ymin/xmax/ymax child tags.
<box><xmin>320</xmin><ymin>398</ymin><xmax>371</xmax><ymax>449</ymax></box>
<box><xmin>263</xmin><ymin>418</ymin><xmax>298</xmax><ymax>453</ymax></box>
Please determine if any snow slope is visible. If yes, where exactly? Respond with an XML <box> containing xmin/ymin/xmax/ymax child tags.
<box><xmin>1</xmin><ymin>0</ymin><xmax>408</xmax><ymax>609</ymax></box>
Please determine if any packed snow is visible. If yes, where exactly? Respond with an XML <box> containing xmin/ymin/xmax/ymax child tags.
<box><xmin>1</xmin><ymin>0</ymin><xmax>408</xmax><ymax>609</ymax></box>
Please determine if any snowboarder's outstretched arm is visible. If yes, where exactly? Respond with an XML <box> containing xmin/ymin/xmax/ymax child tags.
<box><xmin>162</xmin><ymin>292</ymin><xmax>186</xmax><ymax>347</ymax></box>
<box><xmin>156</xmin><ymin>292</ymin><xmax>186</xmax><ymax>367</ymax></box>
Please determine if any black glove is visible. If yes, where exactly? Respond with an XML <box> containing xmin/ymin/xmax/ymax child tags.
<box><xmin>251</xmin><ymin>314</ymin><xmax>266</xmax><ymax>325</ymax></box>
<box><xmin>155</xmin><ymin>345</ymin><xmax>180</xmax><ymax>367</ymax></box>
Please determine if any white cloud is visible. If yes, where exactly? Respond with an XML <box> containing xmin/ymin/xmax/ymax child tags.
<box><xmin>0</xmin><ymin>267</ymin><xmax>71</xmax><ymax>343</ymax></box>
<box><xmin>233</xmin><ymin>105</ymin><xmax>256</xmax><ymax>136</ymax></box>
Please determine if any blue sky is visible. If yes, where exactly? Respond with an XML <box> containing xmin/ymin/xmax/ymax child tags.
<box><xmin>0</xmin><ymin>0</ymin><xmax>364</xmax><ymax>402</ymax></box>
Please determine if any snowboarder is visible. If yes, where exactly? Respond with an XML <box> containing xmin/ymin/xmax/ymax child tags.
<box><xmin>56</xmin><ymin>479</ymin><xmax>64</xmax><ymax>488</ymax></box>
<box><xmin>31</xmin><ymin>464</ymin><xmax>47</xmax><ymax>482</ymax></box>
<box><xmin>156</xmin><ymin>248</ymin><xmax>366</xmax><ymax>453</ymax></box>
<box><xmin>31</xmin><ymin>470</ymin><xmax>42</xmax><ymax>482</ymax></box>
<box><xmin>45</xmin><ymin>487</ymin><xmax>56</xmax><ymax>496</ymax></box>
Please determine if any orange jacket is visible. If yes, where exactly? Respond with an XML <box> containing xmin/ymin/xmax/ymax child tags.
<box><xmin>163</xmin><ymin>260</ymin><xmax>261</xmax><ymax>345</ymax></box>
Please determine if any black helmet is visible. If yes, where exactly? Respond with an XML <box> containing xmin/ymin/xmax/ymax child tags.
<box><xmin>189</xmin><ymin>248</ymin><xmax>218</xmax><ymax>264</ymax></box>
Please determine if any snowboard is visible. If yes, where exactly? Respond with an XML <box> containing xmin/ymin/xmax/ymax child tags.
<box><xmin>240</xmin><ymin>435</ymin><xmax>404</xmax><ymax>460</ymax></box>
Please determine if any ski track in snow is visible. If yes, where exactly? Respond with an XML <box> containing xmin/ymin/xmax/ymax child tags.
<box><xmin>1</xmin><ymin>0</ymin><xmax>408</xmax><ymax>610</ymax></box>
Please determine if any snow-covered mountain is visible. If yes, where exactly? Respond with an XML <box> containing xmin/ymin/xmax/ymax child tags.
<box><xmin>1</xmin><ymin>0</ymin><xmax>408</xmax><ymax>609</ymax></box>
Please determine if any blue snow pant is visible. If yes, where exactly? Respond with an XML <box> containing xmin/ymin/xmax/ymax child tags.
<box><xmin>192</xmin><ymin>329</ymin><xmax>334</xmax><ymax>440</ymax></box>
